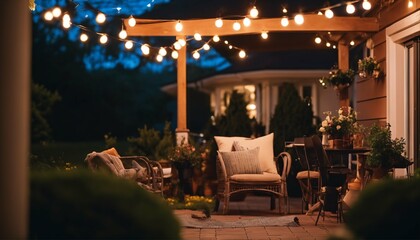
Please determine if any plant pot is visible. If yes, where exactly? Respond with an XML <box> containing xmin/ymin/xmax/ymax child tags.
<box><xmin>333</xmin><ymin>138</ymin><xmax>353</xmax><ymax>149</ymax></box>
<box><xmin>372</xmin><ymin>167</ymin><xmax>389</xmax><ymax>179</ymax></box>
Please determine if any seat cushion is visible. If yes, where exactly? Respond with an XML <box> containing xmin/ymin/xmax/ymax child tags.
<box><xmin>230</xmin><ymin>172</ymin><xmax>281</xmax><ymax>182</ymax></box>
<box><xmin>296</xmin><ymin>170</ymin><xmax>320</xmax><ymax>179</ymax></box>
<box><xmin>219</xmin><ymin>147</ymin><xmax>262</xmax><ymax>176</ymax></box>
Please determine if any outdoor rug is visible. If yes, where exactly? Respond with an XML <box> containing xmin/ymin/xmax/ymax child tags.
<box><xmin>177</xmin><ymin>214</ymin><xmax>300</xmax><ymax>228</ymax></box>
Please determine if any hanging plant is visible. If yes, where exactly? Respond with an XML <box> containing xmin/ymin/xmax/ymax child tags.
<box><xmin>319</xmin><ymin>67</ymin><xmax>355</xmax><ymax>90</ymax></box>
<box><xmin>358</xmin><ymin>56</ymin><xmax>382</xmax><ymax>79</ymax></box>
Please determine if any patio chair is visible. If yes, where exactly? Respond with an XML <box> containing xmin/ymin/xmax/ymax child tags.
<box><xmin>214</xmin><ymin>133</ymin><xmax>292</xmax><ymax>214</ymax></box>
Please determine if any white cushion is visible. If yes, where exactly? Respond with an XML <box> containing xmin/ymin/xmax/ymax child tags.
<box><xmin>214</xmin><ymin>136</ymin><xmax>248</xmax><ymax>151</ymax></box>
<box><xmin>218</xmin><ymin>147</ymin><xmax>262</xmax><ymax>176</ymax></box>
<box><xmin>230</xmin><ymin>172</ymin><xmax>281</xmax><ymax>182</ymax></box>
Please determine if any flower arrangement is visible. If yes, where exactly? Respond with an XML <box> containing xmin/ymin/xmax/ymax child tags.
<box><xmin>358</xmin><ymin>56</ymin><xmax>382</xmax><ymax>78</ymax></box>
<box><xmin>319</xmin><ymin>68</ymin><xmax>355</xmax><ymax>90</ymax></box>
<box><xmin>167</xmin><ymin>138</ymin><xmax>203</xmax><ymax>168</ymax></box>
<box><xmin>319</xmin><ymin>107</ymin><xmax>358</xmax><ymax>139</ymax></box>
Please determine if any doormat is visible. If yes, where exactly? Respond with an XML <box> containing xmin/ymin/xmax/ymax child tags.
<box><xmin>177</xmin><ymin>214</ymin><xmax>300</xmax><ymax>228</ymax></box>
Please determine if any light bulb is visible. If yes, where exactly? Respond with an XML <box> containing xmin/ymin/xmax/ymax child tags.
<box><xmin>249</xmin><ymin>6</ymin><xmax>259</xmax><ymax>18</ymax></box>
<box><xmin>362</xmin><ymin>0</ymin><xmax>372</xmax><ymax>10</ymax></box>
<box><xmin>44</xmin><ymin>11</ymin><xmax>53</xmax><ymax>21</ymax></box>
<box><xmin>233</xmin><ymin>22</ymin><xmax>241</xmax><ymax>31</ymax></box>
<box><xmin>281</xmin><ymin>17</ymin><xmax>289</xmax><ymax>27</ymax></box>
<box><xmin>178</xmin><ymin>39</ymin><xmax>186</xmax><ymax>46</ymax></box>
<box><xmin>326</xmin><ymin>42</ymin><xmax>331</xmax><ymax>47</ymax></box>
<box><xmin>318</xmin><ymin>11</ymin><xmax>323</xmax><ymax>15</ymax></box>
<box><xmin>203</xmin><ymin>43</ymin><xmax>210</xmax><ymax>50</ymax></box>
<box><xmin>408</xmin><ymin>0</ymin><xmax>413</xmax><ymax>8</ymax></box>
<box><xmin>62</xmin><ymin>13</ymin><xmax>70</xmax><ymax>23</ymax></box>
<box><xmin>325</xmin><ymin>9</ymin><xmax>334</xmax><ymax>19</ymax></box>
<box><xmin>96</xmin><ymin>12</ymin><xmax>106</xmax><ymax>24</ymax></box>
<box><xmin>239</xmin><ymin>50</ymin><xmax>246</xmax><ymax>58</ymax></box>
<box><xmin>158</xmin><ymin>47</ymin><xmax>167</xmax><ymax>56</ymax></box>
<box><xmin>261</xmin><ymin>31</ymin><xmax>268</xmax><ymax>39</ymax></box>
<box><xmin>80</xmin><ymin>33</ymin><xmax>88</xmax><ymax>42</ymax></box>
<box><xmin>193</xmin><ymin>51</ymin><xmax>200</xmax><ymax>59</ymax></box>
<box><xmin>175</xmin><ymin>21</ymin><xmax>183</xmax><ymax>32</ymax></box>
<box><xmin>346</xmin><ymin>4</ymin><xmax>356</xmax><ymax>14</ymax></box>
<box><xmin>62</xmin><ymin>21</ymin><xmax>71</xmax><ymax>29</ymax></box>
<box><xmin>194</xmin><ymin>33</ymin><xmax>202</xmax><ymax>41</ymax></box>
<box><xmin>282</xmin><ymin>8</ymin><xmax>288</xmax><ymax>13</ymax></box>
<box><xmin>224</xmin><ymin>40</ymin><xmax>229</xmax><ymax>44</ymax></box>
<box><xmin>99</xmin><ymin>35</ymin><xmax>108</xmax><ymax>44</ymax></box>
<box><xmin>229</xmin><ymin>45</ymin><xmax>233</xmax><ymax>49</ymax></box>
<box><xmin>52</xmin><ymin>7</ymin><xmax>61</xmax><ymax>18</ymax></box>
<box><xmin>213</xmin><ymin>35</ymin><xmax>220</xmax><ymax>42</ymax></box>
<box><xmin>294</xmin><ymin>14</ymin><xmax>304</xmax><ymax>25</ymax></box>
<box><xmin>350</xmin><ymin>40</ymin><xmax>355</xmax><ymax>46</ymax></box>
<box><xmin>333</xmin><ymin>45</ymin><xmax>336</xmax><ymax>49</ymax></box>
<box><xmin>125</xmin><ymin>41</ymin><xmax>133</xmax><ymax>49</ymax></box>
<box><xmin>173</xmin><ymin>42</ymin><xmax>181</xmax><ymax>50</ymax></box>
<box><xmin>128</xmin><ymin>16</ymin><xmax>136</xmax><ymax>27</ymax></box>
<box><xmin>171</xmin><ymin>50</ymin><xmax>179</xmax><ymax>59</ymax></box>
<box><xmin>315</xmin><ymin>37</ymin><xmax>322</xmax><ymax>44</ymax></box>
<box><xmin>215</xmin><ymin>18</ymin><xmax>223</xmax><ymax>28</ymax></box>
<box><xmin>141</xmin><ymin>45</ymin><xmax>150</xmax><ymax>55</ymax></box>
<box><xmin>119</xmin><ymin>29</ymin><xmax>127</xmax><ymax>39</ymax></box>
<box><xmin>243</xmin><ymin>17</ymin><xmax>251</xmax><ymax>27</ymax></box>
<box><xmin>156</xmin><ymin>54</ymin><xmax>163</xmax><ymax>62</ymax></box>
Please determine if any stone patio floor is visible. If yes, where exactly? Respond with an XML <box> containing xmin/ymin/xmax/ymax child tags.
<box><xmin>174</xmin><ymin>195</ymin><xmax>350</xmax><ymax>240</ymax></box>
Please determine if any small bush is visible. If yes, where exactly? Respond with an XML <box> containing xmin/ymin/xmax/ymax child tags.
<box><xmin>30</xmin><ymin>170</ymin><xmax>180</xmax><ymax>239</ymax></box>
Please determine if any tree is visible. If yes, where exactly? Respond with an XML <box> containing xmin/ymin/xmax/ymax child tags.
<box><xmin>269</xmin><ymin>83</ymin><xmax>315</xmax><ymax>155</ymax></box>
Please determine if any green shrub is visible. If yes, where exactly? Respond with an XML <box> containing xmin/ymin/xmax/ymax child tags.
<box><xmin>30</xmin><ymin>170</ymin><xmax>181</xmax><ymax>239</ymax></box>
<box><xmin>345</xmin><ymin>178</ymin><xmax>420</xmax><ymax>239</ymax></box>
<box><xmin>127</xmin><ymin>125</ymin><xmax>161</xmax><ymax>159</ymax></box>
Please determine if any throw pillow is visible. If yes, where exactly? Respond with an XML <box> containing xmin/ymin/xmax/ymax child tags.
<box><xmin>219</xmin><ymin>147</ymin><xmax>262</xmax><ymax>176</ymax></box>
<box><xmin>102</xmin><ymin>147</ymin><xmax>121</xmax><ymax>157</ymax></box>
<box><xmin>214</xmin><ymin>136</ymin><xmax>249</xmax><ymax>151</ymax></box>
<box><xmin>232</xmin><ymin>141</ymin><xmax>246</xmax><ymax>151</ymax></box>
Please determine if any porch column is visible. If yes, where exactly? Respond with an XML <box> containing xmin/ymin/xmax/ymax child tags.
<box><xmin>176</xmin><ymin>36</ymin><xmax>189</xmax><ymax>145</ymax></box>
<box><xmin>338</xmin><ymin>40</ymin><xmax>350</xmax><ymax>107</ymax></box>
<box><xmin>0</xmin><ymin>1</ymin><xmax>30</xmax><ymax>237</ymax></box>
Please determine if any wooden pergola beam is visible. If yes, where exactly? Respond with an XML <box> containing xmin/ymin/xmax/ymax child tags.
<box><xmin>125</xmin><ymin>15</ymin><xmax>378</xmax><ymax>37</ymax></box>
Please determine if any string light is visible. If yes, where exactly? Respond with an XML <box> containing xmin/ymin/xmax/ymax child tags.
<box><xmin>171</xmin><ymin>50</ymin><xmax>179</xmax><ymax>59</ymax></box>
<box><xmin>192</xmin><ymin>51</ymin><xmax>200</xmax><ymax>59</ymax></box>
<box><xmin>173</xmin><ymin>41</ymin><xmax>181</xmax><ymax>50</ymax></box>
<box><xmin>233</xmin><ymin>21</ymin><xmax>241</xmax><ymax>31</ymax></box>
<box><xmin>178</xmin><ymin>39</ymin><xmax>186</xmax><ymax>47</ymax></box>
<box><xmin>326</xmin><ymin>42</ymin><xmax>331</xmax><ymax>47</ymax></box>
<box><xmin>315</xmin><ymin>36</ymin><xmax>322</xmax><ymax>44</ymax></box>
<box><xmin>128</xmin><ymin>16</ymin><xmax>136</xmax><ymax>27</ymax></box>
<box><xmin>261</xmin><ymin>31</ymin><xmax>268</xmax><ymax>39</ymax></box>
<box><xmin>317</xmin><ymin>11</ymin><xmax>323</xmax><ymax>15</ymax></box>
<box><xmin>203</xmin><ymin>43</ymin><xmax>210</xmax><ymax>50</ymax></box>
<box><xmin>408</xmin><ymin>0</ymin><xmax>413</xmax><ymax>8</ymax></box>
<box><xmin>125</xmin><ymin>40</ymin><xmax>133</xmax><ymax>49</ymax></box>
<box><xmin>44</xmin><ymin>11</ymin><xmax>53</xmax><ymax>21</ymax></box>
<box><xmin>362</xmin><ymin>0</ymin><xmax>372</xmax><ymax>10</ymax></box>
<box><xmin>118</xmin><ymin>29</ymin><xmax>127</xmax><ymax>39</ymax></box>
<box><xmin>156</xmin><ymin>54</ymin><xmax>163</xmax><ymax>62</ymax></box>
<box><xmin>346</xmin><ymin>3</ymin><xmax>356</xmax><ymax>14</ymax></box>
<box><xmin>141</xmin><ymin>44</ymin><xmax>150</xmax><ymax>55</ymax></box>
<box><xmin>62</xmin><ymin>13</ymin><xmax>71</xmax><ymax>28</ymax></box>
<box><xmin>212</xmin><ymin>35</ymin><xmax>220</xmax><ymax>42</ymax></box>
<box><xmin>350</xmin><ymin>40</ymin><xmax>355</xmax><ymax>46</ymax></box>
<box><xmin>194</xmin><ymin>33</ymin><xmax>202</xmax><ymax>41</ymax></box>
<box><xmin>52</xmin><ymin>7</ymin><xmax>62</xmax><ymax>18</ymax></box>
<box><xmin>80</xmin><ymin>33</ymin><xmax>88</xmax><ymax>42</ymax></box>
<box><xmin>282</xmin><ymin>8</ymin><xmax>288</xmax><ymax>13</ymax></box>
<box><xmin>158</xmin><ymin>47</ymin><xmax>167</xmax><ymax>56</ymax></box>
<box><xmin>280</xmin><ymin>17</ymin><xmax>289</xmax><ymax>27</ymax></box>
<box><xmin>325</xmin><ymin>9</ymin><xmax>334</xmax><ymax>19</ymax></box>
<box><xmin>215</xmin><ymin>18</ymin><xmax>223</xmax><ymax>28</ymax></box>
<box><xmin>249</xmin><ymin>6</ymin><xmax>259</xmax><ymax>18</ymax></box>
<box><xmin>239</xmin><ymin>50</ymin><xmax>246</xmax><ymax>58</ymax></box>
<box><xmin>96</xmin><ymin>12</ymin><xmax>106</xmax><ymax>24</ymax></box>
<box><xmin>243</xmin><ymin>17</ymin><xmax>251</xmax><ymax>27</ymax></box>
<box><xmin>294</xmin><ymin>14</ymin><xmax>304</xmax><ymax>25</ymax></box>
<box><xmin>99</xmin><ymin>34</ymin><xmax>108</xmax><ymax>44</ymax></box>
<box><xmin>175</xmin><ymin>21</ymin><xmax>183</xmax><ymax>32</ymax></box>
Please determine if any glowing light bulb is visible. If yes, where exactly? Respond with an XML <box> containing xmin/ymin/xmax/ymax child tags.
<box><xmin>44</xmin><ymin>11</ymin><xmax>53</xmax><ymax>21</ymax></box>
<box><xmin>281</xmin><ymin>17</ymin><xmax>289</xmax><ymax>27</ymax></box>
<box><xmin>171</xmin><ymin>50</ymin><xmax>179</xmax><ymax>59</ymax></box>
<box><xmin>243</xmin><ymin>17</ymin><xmax>251</xmax><ymax>27</ymax></box>
<box><xmin>318</xmin><ymin>11</ymin><xmax>323</xmax><ymax>15</ymax></box>
<box><xmin>261</xmin><ymin>31</ymin><xmax>268</xmax><ymax>39</ymax></box>
<box><xmin>294</xmin><ymin>14</ymin><xmax>304</xmax><ymax>25</ymax></box>
<box><xmin>213</xmin><ymin>35</ymin><xmax>220</xmax><ymax>42</ymax></box>
<box><xmin>315</xmin><ymin>37</ymin><xmax>322</xmax><ymax>44</ymax></box>
<box><xmin>192</xmin><ymin>51</ymin><xmax>200</xmax><ymax>59</ymax></box>
<box><xmin>346</xmin><ymin>4</ymin><xmax>356</xmax><ymax>14</ymax></box>
<box><xmin>125</xmin><ymin>41</ymin><xmax>133</xmax><ymax>49</ymax></box>
<box><xmin>333</xmin><ymin>45</ymin><xmax>336</xmax><ymax>49</ymax></box>
<box><xmin>326</xmin><ymin>42</ymin><xmax>331</xmax><ymax>47</ymax></box>
<box><xmin>224</xmin><ymin>40</ymin><xmax>229</xmax><ymax>44</ymax></box>
<box><xmin>215</xmin><ymin>18</ymin><xmax>223</xmax><ymax>28</ymax></box>
<box><xmin>173</xmin><ymin>42</ymin><xmax>181</xmax><ymax>50</ymax></box>
<box><xmin>203</xmin><ymin>43</ymin><xmax>210</xmax><ymax>50</ymax></box>
<box><xmin>282</xmin><ymin>8</ymin><xmax>288</xmax><ymax>13</ymax></box>
<box><xmin>158</xmin><ymin>47</ymin><xmax>167</xmax><ymax>56</ymax></box>
<box><xmin>141</xmin><ymin>45</ymin><xmax>150</xmax><ymax>55</ymax></box>
<box><xmin>96</xmin><ymin>12</ymin><xmax>106</xmax><ymax>24</ymax></box>
<box><xmin>249</xmin><ymin>6</ymin><xmax>259</xmax><ymax>18</ymax></box>
<box><xmin>52</xmin><ymin>7</ymin><xmax>61</xmax><ymax>18</ymax></box>
<box><xmin>99</xmin><ymin>35</ymin><xmax>108</xmax><ymax>44</ymax></box>
<box><xmin>194</xmin><ymin>33</ymin><xmax>202</xmax><ymax>41</ymax></box>
<box><xmin>239</xmin><ymin>50</ymin><xmax>246</xmax><ymax>58</ymax></box>
<box><xmin>229</xmin><ymin>45</ymin><xmax>233</xmax><ymax>49</ymax></box>
<box><xmin>128</xmin><ymin>16</ymin><xmax>136</xmax><ymax>27</ymax></box>
<box><xmin>175</xmin><ymin>21</ymin><xmax>183</xmax><ymax>32</ymax></box>
<box><xmin>80</xmin><ymin>33</ymin><xmax>88</xmax><ymax>42</ymax></box>
<box><xmin>62</xmin><ymin>13</ymin><xmax>70</xmax><ymax>23</ymax></box>
<box><xmin>325</xmin><ymin>9</ymin><xmax>334</xmax><ymax>19</ymax></box>
<box><xmin>62</xmin><ymin>21</ymin><xmax>71</xmax><ymax>29</ymax></box>
<box><xmin>119</xmin><ymin>29</ymin><xmax>127</xmax><ymax>39</ymax></box>
<box><xmin>233</xmin><ymin>21</ymin><xmax>241</xmax><ymax>31</ymax></box>
<box><xmin>408</xmin><ymin>0</ymin><xmax>413</xmax><ymax>8</ymax></box>
<box><xmin>350</xmin><ymin>40</ymin><xmax>355</xmax><ymax>46</ymax></box>
<box><xmin>362</xmin><ymin>0</ymin><xmax>372</xmax><ymax>10</ymax></box>
<box><xmin>178</xmin><ymin>39</ymin><xmax>186</xmax><ymax>46</ymax></box>
<box><xmin>156</xmin><ymin>54</ymin><xmax>163</xmax><ymax>62</ymax></box>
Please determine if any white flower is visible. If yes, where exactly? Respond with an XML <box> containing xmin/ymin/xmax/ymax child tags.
<box><xmin>326</xmin><ymin>116</ymin><xmax>331</xmax><ymax>122</ymax></box>
<box><xmin>319</xmin><ymin>127</ymin><xmax>326</xmax><ymax>133</ymax></box>
<box><xmin>321</xmin><ymin>120</ymin><xmax>328</xmax><ymax>127</ymax></box>
<box><xmin>338</xmin><ymin>109</ymin><xmax>343</xmax><ymax>115</ymax></box>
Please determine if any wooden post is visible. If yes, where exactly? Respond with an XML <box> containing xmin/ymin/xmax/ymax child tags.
<box><xmin>176</xmin><ymin>36</ymin><xmax>189</xmax><ymax>145</ymax></box>
<box><xmin>338</xmin><ymin>40</ymin><xmax>350</xmax><ymax>108</ymax></box>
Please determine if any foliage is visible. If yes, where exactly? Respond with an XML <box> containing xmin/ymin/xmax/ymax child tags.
<box><xmin>319</xmin><ymin>107</ymin><xmax>357</xmax><ymax>138</ymax></box>
<box><xmin>30</xmin><ymin>170</ymin><xmax>181</xmax><ymax>239</ymax></box>
<box><xmin>344</xmin><ymin>178</ymin><xmax>420</xmax><ymax>239</ymax></box>
<box><xmin>104</xmin><ymin>132</ymin><xmax>117</xmax><ymax>149</ymax></box>
<box><xmin>269</xmin><ymin>83</ymin><xmax>316</xmax><ymax>155</ymax></box>
<box><xmin>31</xmin><ymin>83</ymin><xmax>61</xmax><ymax>143</ymax></box>
<box><xmin>167</xmin><ymin>195</ymin><xmax>215</xmax><ymax>217</ymax></box>
<box><xmin>358</xmin><ymin>56</ymin><xmax>381</xmax><ymax>78</ymax></box>
<box><xmin>155</xmin><ymin>122</ymin><xmax>175</xmax><ymax>161</ymax></box>
<box><xmin>127</xmin><ymin>125</ymin><xmax>161</xmax><ymax>159</ymax></box>
<box><xmin>168</xmin><ymin>138</ymin><xmax>203</xmax><ymax>168</ymax></box>
<box><xmin>319</xmin><ymin>68</ymin><xmax>355</xmax><ymax>89</ymax></box>
<box><xmin>365</xmin><ymin>123</ymin><xmax>411</xmax><ymax>169</ymax></box>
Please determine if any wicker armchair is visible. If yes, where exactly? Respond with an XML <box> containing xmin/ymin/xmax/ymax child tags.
<box><xmin>214</xmin><ymin>134</ymin><xmax>292</xmax><ymax>214</ymax></box>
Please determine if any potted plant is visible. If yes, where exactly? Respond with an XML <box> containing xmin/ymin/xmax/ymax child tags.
<box><xmin>365</xmin><ymin>123</ymin><xmax>411</xmax><ymax>179</ymax></box>
<box><xmin>319</xmin><ymin>67</ymin><xmax>356</xmax><ymax>90</ymax></box>
<box><xmin>358</xmin><ymin>56</ymin><xmax>382</xmax><ymax>79</ymax></box>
